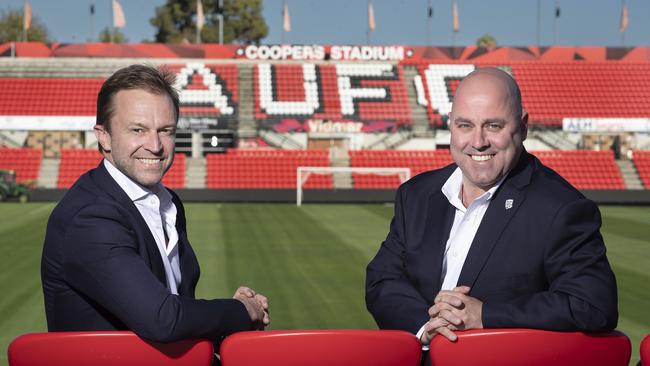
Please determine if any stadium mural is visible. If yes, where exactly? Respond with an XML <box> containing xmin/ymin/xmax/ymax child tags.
<box><xmin>168</xmin><ymin>63</ymin><xmax>239</xmax><ymax>130</ymax></box>
<box><xmin>253</xmin><ymin>63</ymin><xmax>411</xmax><ymax>128</ymax></box>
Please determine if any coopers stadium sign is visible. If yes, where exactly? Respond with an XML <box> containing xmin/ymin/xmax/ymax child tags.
<box><xmin>240</xmin><ymin>45</ymin><xmax>406</xmax><ymax>61</ymax></box>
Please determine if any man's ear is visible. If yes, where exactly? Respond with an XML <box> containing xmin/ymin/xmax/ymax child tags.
<box><xmin>94</xmin><ymin>124</ymin><xmax>111</xmax><ymax>152</ymax></box>
<box><xmin>520</xmin><ymin>111</ymin><xmax>529</xmax><ymax>141</ymax></box>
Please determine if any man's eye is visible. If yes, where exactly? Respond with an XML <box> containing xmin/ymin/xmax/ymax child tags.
<box><xmin>132</xmin><ymin>128</ymin><xmax>144</xmax><ymax>133</ymax></box>
<box><xmin>487</xmin><ymin>124</ymin><xmax>502</xmax><ymax>130</ymax></box>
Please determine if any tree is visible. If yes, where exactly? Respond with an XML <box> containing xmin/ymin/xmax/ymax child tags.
<box><xmin>150</xmin><ymin>0</ymin><xmax>268</xmax><ymax>45</ymax></box>
<box><xmin>99</xmin><ymin>27</ymin><xmax>128</xmax><ymax>43</ymax></box>
<box><xmin>0</xmin><ymin>9</ymin><xmax>52</xmax><ymax>43</ymax></box>
<box><xmin>476</xmin><ymin>34</ymin><xmax>497</xmax><ymax>49</ymax></box>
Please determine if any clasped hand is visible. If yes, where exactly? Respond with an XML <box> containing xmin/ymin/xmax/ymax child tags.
<box><xmin>420</xmin><ymin>286</ymin><xmax>483</xmax><ymax>344</ymax></box>
<box><xmin>233</xmin><ymin>286</ymin><xmax>270</xmax><ymax>330</ymax></box>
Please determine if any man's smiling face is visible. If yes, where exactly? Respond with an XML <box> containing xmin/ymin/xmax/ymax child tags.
<box><xmin>95</xmin><ymin>89</ymin><xmax>176</xmax><ymax>189</ymax></box>
<box><xmin>449</xmin><ymin>69</ymin><xmax>528</xmax><ymax>194</ymax></box>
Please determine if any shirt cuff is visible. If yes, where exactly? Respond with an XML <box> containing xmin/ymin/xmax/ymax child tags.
<box><xmin>415</xmin><ymin>324</ymin><xmax>430</xmax><ymax>351</ymax></box>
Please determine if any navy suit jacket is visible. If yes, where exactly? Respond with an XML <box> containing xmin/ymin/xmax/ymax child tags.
<box><xmin>42</xmin><ymin>162</ymin><xmax>251</xmax><ymax>343</ymax></box>
<box><xmin>365</xmin><ymin>151</ymin><xmax>618</xmax><ymax>334</ymax></box>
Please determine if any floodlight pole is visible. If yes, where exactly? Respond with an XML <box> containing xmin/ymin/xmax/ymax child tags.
<box><xmin>553</xmin><ymin>2</ymin><xmax>556</xmax><ymax>45</ymax></box>
<box><xmin>536</xmin><ymin>0</ymin><xmax>540</xmax><ymax>46</ymax></box>
<box><xmin>89</xmin><ymin>4</ymin><xmax>95</xmax><ymax>42</ymax></box>
<box><xmin>109</xmin><ymin>0</ymin><xmax>115</xmax><ymax>43</ymax></box>
<box><xmin>218</xmin><ymin>0</ymin><xmax>224</xmax><ymax>44</ymax></box>
<box><xmin>427</xmin><ymin>0</ymin><xmax>432</xmax><ymax>46</ymax></box>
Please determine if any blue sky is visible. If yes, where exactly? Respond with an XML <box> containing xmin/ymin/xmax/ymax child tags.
<box><xmin>3</xmin><ymin>0</ymin><xmax>649</xmax><ymax>47</ymax></box>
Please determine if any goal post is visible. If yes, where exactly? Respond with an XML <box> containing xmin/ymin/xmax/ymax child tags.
<box><xmin>296</xmin><ymin>166</ymin><xmax>411</xmax><ymax>206</ymax></box>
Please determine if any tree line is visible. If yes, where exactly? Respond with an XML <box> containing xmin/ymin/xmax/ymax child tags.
<box><xmin>0</xmin><ymin>0</ymin><xmax>267</xmax><ymax>44</ymax></box>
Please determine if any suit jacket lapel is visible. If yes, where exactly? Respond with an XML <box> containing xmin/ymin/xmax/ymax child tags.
<box><xmin>177</xmin><ymin>222</ymin><xmax>196</xmax><ymax>296</ymax></box>
<box><xmin>456</xmin><ymin>152</ymin><xmax>534</xmax><ymax>289</ymax></box>
<box><xmin>91</xmin><ymin>162</ymin><xmax>167</xmax><ymax>286</ymax></box>
<box><xmin>169</xmin><ymin>192</ymin><xmax>198</xmax><ymax>297</ymax></box>
<box><xmin>422</xmin><ymin>166</ymin><xmax>457</xmax><ymax>298</ymax></box>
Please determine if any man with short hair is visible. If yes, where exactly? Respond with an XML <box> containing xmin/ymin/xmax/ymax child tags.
<box><xmin>42</xmin><ymin>64</ymin><xmax>269</xmax><ymax>344</ymax></box>
<box><xmin>365</xmin><ymin>68</ymin><xmax>617</xmax><ymax>349</ymax></box>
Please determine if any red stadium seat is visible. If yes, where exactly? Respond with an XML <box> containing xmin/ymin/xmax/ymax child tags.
<box><xmin>428</xmin><ymin>329</ymin><xmax>631</xmax><ymax>366</ymax></box>
<box><xmin>7</xmin><ymin>331</ymin><xmax>213</xmax><ymax>366</ymax></box>
<box><xmin>533</xmin><ymin>150</ymin><xmax>625</xmax><ymax>190</ymax></box>
<box><xmin>641</xmin><ymin>334</ymin><xmax>650</xmax><ymax>366</ymax></box>
<box><xmin>205</xmin><ymin>149</ymin><xmax>332</xmax><ymax>189</ymax></box>
<box><xmin>56</xmin><ymin>149</ymin><xmax>103</xmax><ymax>188</ymax></box>
<box><xmin>0</xmin><ymin>148</ymin><xmax>43</xmax><ymax>184</ymax></box>
<box><xmin>349</xmin><ymin>150</ymin><xmax>452</xmax><ymax>189</ymax></box>
<box><xmin>219</xmin><ymin>330</ymin><xmax>421</xmax><ymax>366</ymax></box>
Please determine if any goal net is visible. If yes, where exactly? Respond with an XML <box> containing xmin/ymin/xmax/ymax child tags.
<box><xmin>296</xmin><ymin>166</ymin><xmax>411</xmax><ymax>206</ymax></box>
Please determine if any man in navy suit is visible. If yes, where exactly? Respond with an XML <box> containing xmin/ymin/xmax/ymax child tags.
<box><xmin>42</xmin><ymin>65</ymin><xmax>269</xmax><ymax>343</ymax></box>
<box><xmin>365</xmin><ymin>68</ymin><xmax>617</xmax><ymax>348</ymax></box>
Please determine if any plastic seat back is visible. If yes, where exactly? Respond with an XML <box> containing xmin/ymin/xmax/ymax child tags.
<box><xmin>7</xmin><ymin>331</ymin><xmax>213</xmax><ymax>366</ymax></box>
<box><xmin>220</xmin><ymin>329</ymin><xmax>421</xmax><ymax>366</ymax></box>
<box><xmin>429</xmin><ymin>329</ymin><xmax>631</xmax><ymax>366</ymax></box>
<box><xmin>641</xmin><ymin>334</ymin><xmax>650</xmax><ymax>365</ymax></box>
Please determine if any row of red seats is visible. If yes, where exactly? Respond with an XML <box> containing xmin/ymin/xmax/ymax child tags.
<box><xmin>350</xmin><ymin>150</ymin><xmax>453</xmax><ymax>188</ymax></box>
<box><xmin>56</xmin><ymin>149</ymin><xmax>186</xmax><ymax>189</ymax></box>
<box><xmin>207</xmin><ymin>149</ymin><xmax>332</xmax><ymax>189</ymax></box>
<box><xmin>534</xmin><ymin>150</ymin><xmax>626</xmax><ymax>190</ymax></box>
<box><xmin>348</xmin><ymin>150</ymin><xmax>626</xmax><ymax>190</ymax></box>
<box><xmin>0</xmin><ymin>79</ymin><xmax>101</xmax><ymax>116</ymax></box>
<box><xmin>0</xmin><ymin>148</ymin><xmax>43</xmax><ymax>183</ymax></box>
<box><xmin>1</xmin><ymin>147</ymin><xmax>647</xmax><ymax>190</ymax></box>
<box><xmin>7</xmin><ymin>329</ymin><xmax>638</xmax><ymax>365</ymax></box>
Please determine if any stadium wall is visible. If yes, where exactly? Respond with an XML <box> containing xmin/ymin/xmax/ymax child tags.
<box><xmin>28</xmin><ymin>188</ymin><xmax>650</xmax><ymax>205</ymax></box>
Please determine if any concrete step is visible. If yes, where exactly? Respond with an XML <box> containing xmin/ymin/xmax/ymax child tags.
<box><xmin>403</xmin><ymin>66</ymin><xmax>431</xmax><ymax>134</ymax></box>
<box><xmin>185</xmin><ymin>158</ymin><xmax>206</xmax><ymax>189</ymax></box>
<box><xmin>37</xmin><ymin>158</ymin><xmax>59</xmax><ymax>189</ymax></box>
<box><xmin>237</xmin><ymin>65</ymin><xmax>257</xmax><ymax>138</ymax></box>
<box><xmin>616</xmin><ymin>160</ymin><xmax>643</xmax><ymax>189</ymax></box>
<box><xmin>330</xmin><ymin>147</ymin><xmax>352</xmax><ymax>189</ymax></box>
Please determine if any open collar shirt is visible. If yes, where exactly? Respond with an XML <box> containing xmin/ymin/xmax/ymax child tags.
<box><xmin>103</xmin><ymin>159</ymin><xmax>181</xmax><ymax>295</ymax></box>
<box><xmin>439</xmin><ymin>167</ymin><xmax>505</xmax><ymax>291</ymax></box>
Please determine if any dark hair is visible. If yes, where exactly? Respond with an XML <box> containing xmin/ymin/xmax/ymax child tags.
<box><xmin>96</xmin><ymin>64</ymin><xmax>179</xmax><ymax>151</ymax></box>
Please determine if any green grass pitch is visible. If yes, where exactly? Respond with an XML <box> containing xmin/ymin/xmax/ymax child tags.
<box><xmin>0</xmin><ymin>202</ymin><xmax>648</xmax><ymax>364</ymax></box>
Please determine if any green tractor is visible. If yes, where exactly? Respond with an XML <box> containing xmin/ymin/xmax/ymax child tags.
<box><xmin>0</xmin><ymin>169</ymin><xmax>31</xmax><ymax>203</ymax></box>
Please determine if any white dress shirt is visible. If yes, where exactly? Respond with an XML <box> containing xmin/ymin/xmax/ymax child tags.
<box><xmin>417</xmin><ymin>167</ymin><xmax>505</xmax><ymax>347</ymax></box>
<box><xmin>104</xmin><ymin>159</ymin><xmax>182</xmax><ymax>294</ymax></box>
<box><xmin>439</xmin><ymin>167</ymin><xmax>504</xmax><ymax>290</ymax></box>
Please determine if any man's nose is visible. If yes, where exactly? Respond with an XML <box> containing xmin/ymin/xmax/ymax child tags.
<box><xmin>144</xmin><ymin>131</ymin><xmax>162</xmax><ymax>152</ymax></box>
<box><xmin>471</xmin><ymin>128</ymin><xmax>489</xmax><ymax>150</ymax></box>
